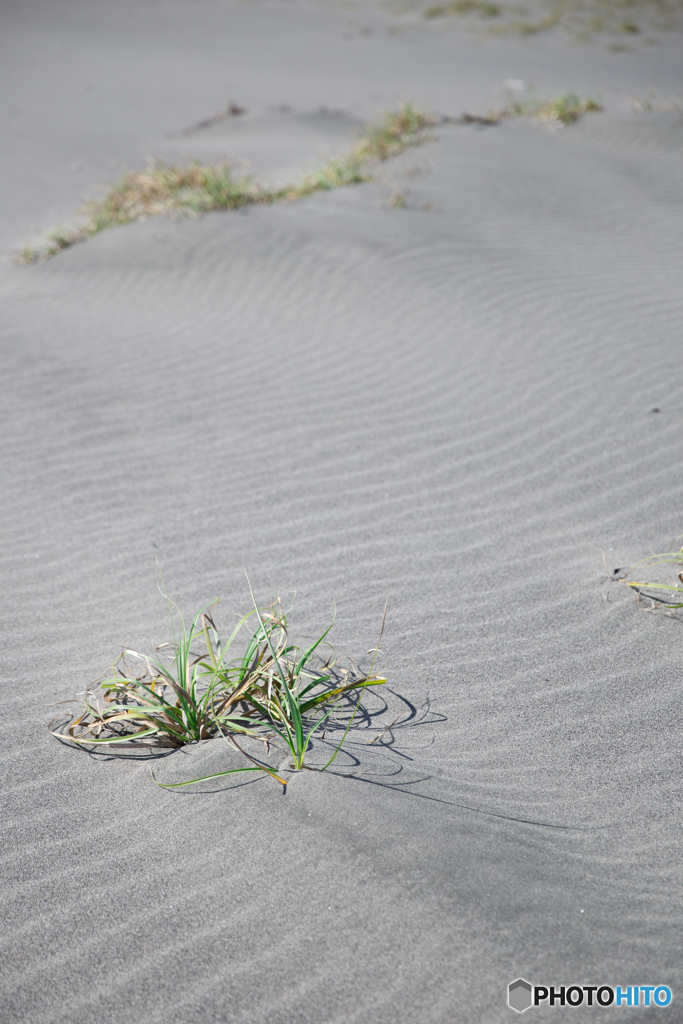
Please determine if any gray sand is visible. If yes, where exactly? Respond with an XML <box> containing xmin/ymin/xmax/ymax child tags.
<box><xmin>1</xmin><ymin>2</ymin><xmax>682</xmax><ymax>1021</ymax></box>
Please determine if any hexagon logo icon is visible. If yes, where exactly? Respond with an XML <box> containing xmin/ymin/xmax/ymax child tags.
<box><xmin>509</xmin><ymin>979</ymin><xmax>533</xmax><ymax>1012</ymax></box>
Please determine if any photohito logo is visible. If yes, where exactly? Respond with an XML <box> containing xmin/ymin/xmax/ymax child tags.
<box><xmin>508</xmin><ymin>980</ymin><xmax>673</xmax><ymax>1012</ymax></box>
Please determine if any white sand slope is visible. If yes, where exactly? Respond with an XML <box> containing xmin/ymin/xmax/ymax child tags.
<box><xmin>1</xmin><ymin>2</ymin><xmax>682</xmax><ymax>1021</ymax></box>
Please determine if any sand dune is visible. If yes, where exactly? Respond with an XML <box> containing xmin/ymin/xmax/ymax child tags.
<box><xmin>1</xmin><ymin>1</ymin><xmax>682</xmax><ymax>1021</ymax></box>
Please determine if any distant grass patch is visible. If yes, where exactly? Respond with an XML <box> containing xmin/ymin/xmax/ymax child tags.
<box><xmin>15</xmin><ymin>104</ymin><xmax>436</xmax><ymax>264</ymax></box>
<box><xmin>626</xmin><ymin>87</ymin><xmax>683</xmax><ymax>112</ymax></box>
<box><xmin>618</xmin><ymin>540</ymin><xmax>683</xmax><ymax>609</ymax></box>
<box><xmin>452</xmin><ymin>91</ymin><xmax>602</xmax><ymax>127</ymax></box>
<box><xmin>420</xmin><ymin>0</ymin><xmax>683</xmax><ymax>44</ymax></box>
<box><xmin>493</xmin><ymin>91</ymin><xmax>603</xmax><ymax>125</ymax></box>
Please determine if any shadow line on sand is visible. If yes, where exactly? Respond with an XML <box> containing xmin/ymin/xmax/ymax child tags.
<box><xmin>331</xmin><ymin>771</ymin><xmax>604</xmax><ymax>832</ymax></box>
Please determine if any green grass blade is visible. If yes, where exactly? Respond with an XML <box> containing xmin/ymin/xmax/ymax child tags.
<box><xmin>150</xmin><ymin>765</ymin><xmax>268</xmax><ymax>788</ymax></box>
<box><xmin>299</xmin><ymin>676</ymin><xmax>386</xmax><ymax>713</ymax></box>
<box><xmin>625</xmin><ymin>581</ymin><xmax>683</xmax><ymax>592</ymax></box>
<box><xmin>303</xmin><ymin>704</ymin><xmax>338</xmax><ymax>753</ymax></box>
<box><xmin>212</xmin><ymin>609</ymin><xmax>258</xmax><ymax>672</ymax></box>
<box><xmin>52</xmin><ymin>727</ymin><xmax>162</xmax><ymax>745</ymax></box>
<box><xmin>294</xmin><ymin>608</ymin><xmax>336</xmax><ymax>676</ymax></box>
<box><xmin>297</xmin><ymin>674</ymin><xmax>333</xmax><ymax>699</ymax></box>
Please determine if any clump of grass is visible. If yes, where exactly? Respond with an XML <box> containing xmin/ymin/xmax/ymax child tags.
<box><xmin>16</xmin><ymin>104</ymin><xmax>436</xmax><ymax>264</ymax></box>
<box><xmin>15</xmin><ymin>164</ymin><xmax>273</xmax><ymax>264</ymax></box>
<box><xmin>226</xmin><ymin>580</ymin><xmax>386</xmax><ymax>776</ymax></box>
<box><xmin>346</xmin><ymin>104</ymin><xmax>436</xmax><ymax>163</ymax></box>
<box><xmin>526</xmin><ymin>92</ymin><xmax>603</xmax><ymax>125</ymax></box>
<box><xmin>51</xmin><ymin>580</ymin><xmax>387</xmax><ymax>789</ymax></box>
<box><xmin>51</xmin><ymin>599</ymin><xmax>273</xmax><ymax>751</ymax></box>
<box><xmin>619</xmin><ymin>540</ymin><xmax>683</xmax><ymax>608</ymax></box>
<box><xmin>86</xmin><ymin>162</ymin><xmax>267</xmax><ymax>224</ymax></box>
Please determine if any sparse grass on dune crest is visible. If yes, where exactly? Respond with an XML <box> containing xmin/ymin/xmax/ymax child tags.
<box><xmin>15</xmin><ymin>163</ymin><xmax>267</xmax><ymax>264</ymax></box>
<box><xmin>490</xmin><ymin>91</ymin><xmax>603</xmax><ymax>125</ymax></box>
<box><xmin>451</xmin><ymin>91</ymin><xmax>602</xmax><ymax>127</ymax></box>
<box><xmin>16</xmin><ymin>105</ymin><xmax>436</xmax><ymax>264</ymax></box>
<box><xmin>85</xmin><ymin>162</ymin><xmax>265</xmax><ymax>225</ymax></box>
<box><xmin>14</xmin><ymin>95</ymin><xmax>601</xmax><ymax>264</ymax></box>
<box><xmin>15</xmin><ymin>164</ymin><xmax>280</xmax><ymax>264</ymax></box>
<box><xmin>50</xmin><ymin>580</ymin><xmax>388</xmax><ymax>789</ymax></box>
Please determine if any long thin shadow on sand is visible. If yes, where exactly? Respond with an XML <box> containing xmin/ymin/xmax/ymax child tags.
<box><xmin>52</xmin><ymin>689</ymin><xmax>604</xmax><ymax>827</ymax></box>
<box><xmin>333</xmin><ymin>773</ymin><xmax>600</xmax><ymax>831</ymax></box>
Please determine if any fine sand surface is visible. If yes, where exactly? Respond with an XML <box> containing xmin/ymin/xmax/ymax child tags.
<box><xmin>1</xmin><ymin>2</ymin><xmax>683</xmax><ymax>1021</ymax></box>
